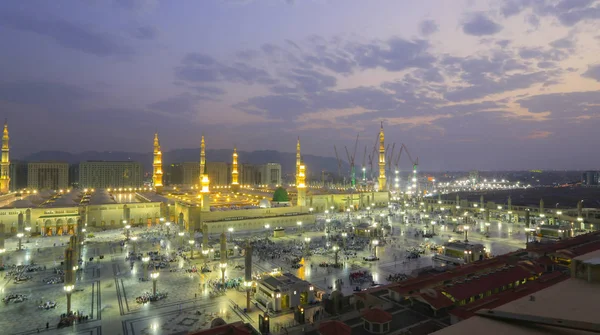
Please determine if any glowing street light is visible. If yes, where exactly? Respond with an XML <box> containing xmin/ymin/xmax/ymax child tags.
<box><xmin>463</xmin><ymin>225</ymin><xmax>469</xmax><ymax>242</ymax></box>
<box><xmin>16</xmin><ymin>233</ymin><xmax>24</xmax><ymax>251</ymax></box>
<box><xmin>189</xmin><ymin>240</ymin><xmax>195</xmax><ymax>259</ymax></box>
<box><xmin>142</xmin><ymin>256</ymin><xmax>150</xmax><ymax>279</ymax></box>
<box><xmin>151</xmin><ymin>270</ymin><xmax>159</xmax><ymax>296</ymax></box>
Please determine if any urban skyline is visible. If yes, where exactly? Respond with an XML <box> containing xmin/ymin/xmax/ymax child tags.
<box><xmin>1</xmin><ymin>1</ymin><xmax>600</xmax><ymax>171</ymax></box>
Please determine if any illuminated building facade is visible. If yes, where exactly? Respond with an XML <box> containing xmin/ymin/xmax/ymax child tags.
<box><xmin>152</xmin><ymin>133</ymin><xmax>163</xmax><ymax>193</ymax></box>
<box><xmin>79</xmin><ymin>161</ymin><xmax>143</xmax><ymax>189</ymax></box>
<box><xmin>0</xmin><ymin>121</ymin><xmax>9</xmax><ymax>194</ymax></box>
<box><xmin>27</xmin><ymin>162</ymin><xmax>69</xmax><ymax>190</ymax></box>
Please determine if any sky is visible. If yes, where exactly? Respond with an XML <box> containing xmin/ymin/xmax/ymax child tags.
<box><xmin>1</xmin><ymin>0</ymin><xmax>600</xmax><ymax>171</ymax></box>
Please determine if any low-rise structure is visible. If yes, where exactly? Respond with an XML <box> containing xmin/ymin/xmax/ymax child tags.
<box><xmin>255</xmin><ymin>273</ymin><xmax>315</xmax><ymax>312</ymax></box>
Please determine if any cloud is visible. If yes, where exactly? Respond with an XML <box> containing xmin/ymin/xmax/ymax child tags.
<box><xmin>192</xmin><ymin>86</ymin><xmax>226</xmax><ymax>95</ymax></box>
<box><xmin>286</xmin><ymin>69</ymin><xmax>336</xmax><ymax>93</ymax></box>
<box><xmin>348</xmin><ymin>37</ymin><xmax>435</xmax><ymax>72</ymax></box>
<box><xmin>583</xmin><ymin>64</ymin><xmax>600</xmax><ymax>81</ymax></box>
<box><xmin>444</xmin><ymin>71</ymin><xmax>551</xmax><ymax>102</ymax></box>
<box><xmin>526</xmin><ymin>130</ymin><xmax>552</xmax><ymax>139</ymax></box>
<box><xmin>0</xmin><ymin>11</ymin><xmax>133</xmax><ymax>57</ymax></box>
<box><xmin>175</xmin><ymin>53</ymin><xmax>274</xmax><ymax>85</ymax></box>
<box><xmin>148</xmin><ymin>93</ymin><xmax>209</xmax><ymax>116</ymax></box>
<box><xmin>419</xmin><ymin>19</ymin><xmax>439</xmax><ymax>36</ymax></box>
<box><xmin>550</xmin><ymin>36</ymin><xmax>575</xmax><ymax>49</ymax></box>
<box><xmin>133</xmin><ymin>26</ymin><xmax>158</xmax><ymax>40</ymax></box>
<box><xmin>114</xmin><ymin>0</ymin><xmax>158</xmax><ymax>12</ymax></box>
<box><xmin>462</xmin><ymin>13</ymin><xmax>503</xmax><ymax>36</ymax></box>
<box><xmin>516</xmin><ymin>90</ymin><xmax>600</xmax><ymax>119</ymax></box>
<box><xmin>500</xmin><ymin>0</ymin><xmax>600</xmax><ymax>26</ymax></box>
<box><xmin>0</xmin><ymin>81</ymin><xmax>94</xmax><ymax>108</ymax></box>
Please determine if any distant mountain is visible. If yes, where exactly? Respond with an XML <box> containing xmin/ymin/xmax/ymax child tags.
<box><xmin>21</xmin><ymin>149</ymin><xmax>349</xmax><ymax>177</ymax></box>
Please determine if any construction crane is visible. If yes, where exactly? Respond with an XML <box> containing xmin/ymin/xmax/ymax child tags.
<box><xmin>361</xmin><ymin>145</ymin><xmax>367</xmax><ymax>183</ymax></box>
<box><xmin>403</xmin><ymin>144</ymin><xmax>420</xmax><ymax>195</ymax></box>
<box><xmin>392</xmin><ymin>144</ymin><xmax>405</xmax><ymax>190</ymax></box>
<box><xmin>387</xmin><ymin>142</ymin><xmax>396</xmax><ymax>173</ymax></box>
<box><xmin>334</xmin><ymin>145</ymin><xmax>344</xmax><ymax>187</ymax></box>
<box><xmin>344</xmin><ymin>133</ymin><xmax>360</xmax><ymax>188</ymax></box>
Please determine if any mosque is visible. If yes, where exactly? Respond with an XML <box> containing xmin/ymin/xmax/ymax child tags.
<box><xmin>0</xmin><ymin>122</ymin><xmax>390</xmax><ymax>235</ymax></box>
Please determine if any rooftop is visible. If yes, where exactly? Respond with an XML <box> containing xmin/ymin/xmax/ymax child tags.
<box><xmin>362</xmin><ymin>307</ymin><xmax>392</xmax><ymax>324</ymax></box>
<box><xmin>432</xmin><ymin>277</ymin><xmax>600</xmax><ymax>335</ymax></box>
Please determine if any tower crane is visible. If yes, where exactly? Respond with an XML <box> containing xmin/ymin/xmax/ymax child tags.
<box><xmin>334</xmin><ymin>145</ymin><xmax>344</xmax><ymax>187</ymax></box>
<box><xmin>403</xmin><ymin>144</ymin><xmax>420</xmax><ymax>196</ymax></box>
<box><xmin>361</xmin><ymin>145</ymin><xmax>367</xmax><ymax>184</ymax></box>
<box><xmin>344</xmin><ymin>133</ymin><xmax>360</xmax><ymax>189</ymax></box>
<box><xmin>393</xmin><ymin>144</ymin><xmax>405</xmax><ymax>190</ymax></box>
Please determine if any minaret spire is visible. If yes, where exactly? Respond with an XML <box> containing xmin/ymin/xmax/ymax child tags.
<box><xmin>199</xmin><ymin>135</ymin><xmax>206</xmax><ymax>186</ymax></box>
<box><xmin>231</xmin><ymin>146</ymin><xmax>239</xmax><ymax>191</ymax></box>
<box><xmin>0</xmin><ymin>120</ymin><xmax>10</xmax><ymax>193</ymax></box>
<box><xmin>296</xmin><ymin>137</ymin><xmax>301</xmax><ymax>186</ymax></box>
<box><xmin>378</xmin><ymin>123</ymin><xmax>386</xmax><ymax>191</ymax></box>
<box><xmin>152</xmin><ymin>132</ymin><xmax>163</xmax><ymax>193</ymax></box>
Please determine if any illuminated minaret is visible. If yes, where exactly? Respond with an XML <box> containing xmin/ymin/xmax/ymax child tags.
<box><xmin>200</xmin><ymin>136</ymin><xmax>210</xmax><ymax>211</ymax></box>
<box><xmin>199</xmin><ymin>135</ymin><xmax>206</xmax><ymax>186</ymax></box>
<box><xmin>0</xmin><ymin>120</ymin><xmax>9</xmax><ymax>193</ymax></box>
<box><xmin>220</xmin><ymin>231</ymin><xmax>227</xmax><ymax>285</ymax></box>
<box><xmin>297</xmin><ymin>160</ymin><xmax>306</xmax><ymax>207</ymax></box>
<box><xmin>296</xmin><ymin>137</ymin><xmax>301</xmax><ymax>186</ymax></box>
<box><xmin>378</xmin><ymin>122</ymin><xmax>386</xmax><ymax>191</ymax></box>
<box><xmin>152</xmin><ymin>133</ymin><xmax>163</xmax><ymax>193</ymax></box>
<box><xmin>231</xmin><ymin>147</ymin><xmax>239</xmax><ymax>192</ymax></box>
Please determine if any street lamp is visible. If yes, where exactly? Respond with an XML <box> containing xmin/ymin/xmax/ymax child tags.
<box><xmin>178</xmin><ymin>232</ymin><xmax>184</xmax><ymax>246</ymax></box>
<box><xmin>228</xmin><ymin>227</ymin><xmax>234</xmax><ymax>240</ymax></box>
<box><xmin>332</xmin><ymin>245</ymin><xmax>339</xmax><ymax>267</ymax></box>
<box><xmin>165</xmin><ymin>221</ymin><xmax>171</xmax><ymax>237</ymax></box>
<box><xmin>150</xmin><ymin>270</ymin><xmax>159</xmax><ymax>296</ymax></box>
<box><xmin>142</xmin><ymin>256</ymin><xmax>150</xmax><ymax>279</ymax></box>
<box><xmin>125</xmin><ymin>225</ymin><xmax>131</xmax><ymax>240</ymax></box>
<box><xmin>463</xmin><ymin>225</ymin><xmax>469</xmax><ymax>242</ymax></box>
<box><xmin>16</xmin><ymin>233</ymin><xmax>23</xmax><ymax>251</ymax></box>
<box><xmin>130</xmin><ymin>236</ymin><xmax>138</xmax><ymax>254</ymax></box>
<box><xmin>431</xmin><ymin>221</ymin><xmax>436</xmax><ymax>235</ymax></box>
<box><xmin>485</xmin><ymin>222</ymin><xmax>490</xmax><ymax>234</ymax></box>
<box><xmin>189</xmin><ymin>240</ymin><xmax>195</xmax><ymax>259</ymax></box>
<box><xmin>304</xmin><ymin>237</ymin><xmax>311</xmax><ymax>258</ymax></box>
<box><xmin>219</xmin><ymin>262</ymin><xmax>227</xmax><ymax>285</ymax></box>
<box><xmin>341</xmin><ymin>232</ymin><xmax>347</xmax><ymax>249</ymax></box>
<box><xmin>372</xmin><ymin>240</ymin><xmax>379</xmax><ymax>258</ymax></box>
<box><xmin>346</xmin><ymin>208</ymin><xmax>351</xmax><ymax>220</ymax></box>
<box><xmin>64</xmin><ymin>284</ymin><xmax>74</xmax><ymax>314</ymax></box>
<box><xmin>297</xmin><ymin>221</ymin><xmax>302</xmax><ymax>234</ymax></box>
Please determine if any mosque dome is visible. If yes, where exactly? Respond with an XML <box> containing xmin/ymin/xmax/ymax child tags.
<box><xmin>259</xmin><ymin>199</ymin><xmax>271</xmax><ymax>208</ymax></box>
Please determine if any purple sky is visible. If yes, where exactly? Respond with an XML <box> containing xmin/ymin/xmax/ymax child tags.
<box><xmin>1</xmin><ymin>0</ymin><xmax>599</xmax><ymax>171</ymax></box>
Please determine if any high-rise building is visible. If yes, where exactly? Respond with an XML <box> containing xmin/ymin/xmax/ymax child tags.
<box><xmin>259</xmin><ymin>163</ymin><xmax>282</xmax><ymax>186</ymax></box>
<box><xmin>9</xmin><ymin>160</ymin><xmax>28</xmax><ymax>191</ymax></box>
<box><xmin>164</xmin><ymin>163</ymin><xmax>184</xmax><ymax>185</ymax></box>
<box><xmin>69</xmin><ymin>164</ymin><xmax>79</xmax><ymax>188</ymax></box>
<box><xmin>27</xmin><ymin>162</ymin><xmax>69</xmax><ymax>190</ymax></box>
<box><xmin>206</xmin><ymin>162</ymin><xmax>228</xmax><ymax>186</ymax></box>
<box><xmin>182</xmin><ymin>162</ymin><xmax>200</xmax><ymax>186</ymax></box>
<box><xmin>0</xmin><ymin>121</ymin><xmax>10</xmax><ymax>193</ymax></box>
<box><xmin>582</xmin><ymin>171</ymin><xmax>599</xmax><ymax>186</ymax></box>
<box><xmin>79</xmin><ymin>161</ymin><xmax>143</xmax><ymax>189</ymax></box>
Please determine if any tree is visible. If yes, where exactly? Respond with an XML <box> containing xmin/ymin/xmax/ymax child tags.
<box><xmin>272</xmin><ymin>187</ymin><xmax>289</xmax><ymax>202</ymax></box>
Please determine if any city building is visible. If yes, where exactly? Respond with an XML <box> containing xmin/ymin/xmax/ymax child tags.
<box><xmin>79</xmin><ymin>161</ymin><xmax>143</xmax><ymax>189</ymax></box>
<box><xmin>581</xmin><ymin>170</ymin><xmax>599</xmax><ymax>186</ymax></box>
<box><xmin>255</xmin><ymin>273</ymin><xmax>315</xmax><ymax>312</ymax></box>
<box><xmin>182</xmin><ymin>162</ymin><xmax>200</xmax><ymax>186</ymax></box>
<box><xmin>164</xmin><ymin>163</ymin><xmax>184</xmax><ymax>185</ymax></box>
<box><xmin>9</xmin><ymin>160</ymin><xmax>28</xmax><ymax>191</ymax></box>
<box><xmin>27</xmin><ymin>162</ymin><xmax>69</xmax><ymax>190</ymax></box>
<box><xmin>259</xmin><ymin>163</ymin><xmax>282</xmax><ymax>186</ymax></box>
<box><xmin>68</xmin><ymin>164</ymin><xmax>79</xmax><ymax>188</ymax></box>
<box><xmin>206</xmin><ymin>162</ymin><xmax>228</xmax><ymax>186</ymax></box>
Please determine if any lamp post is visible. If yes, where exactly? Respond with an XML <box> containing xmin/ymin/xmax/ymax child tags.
<box><xmin>142</xmin><ymin>256</ymin><xmax>150</xmax><ymax>279</ymax></box>
<box><xmin>189</xmin><ymin>240</ymin><xmax>195</xmax><ymax>259</ymax></box>
<box><xmin>346</xmin><ymin>208</ymin><xmax>351</xmax><ymax>220</ymax></box>
<box><xmin>485</xmin><ymin>222</ymin><xmax>490</xmax><ymax>235</ymax></box>
<box><xmin>341</xmin><ymin>232</ymin><xmax>347</xmax><ymax>249</ymax></box>
<box><xmin>431</xmin><ymin>221</ymin><xmax>436</xmax><ymax>235</ymax></box>
<box><xmin>178</xmin><ymin>232</ymin><xmax>184</xmax><ymax>247</ymax></box>
<box><xmin>151</xmin><ymin>270</ymin><xmax>159</xmax><ymax>296</ymax></box>
<box><xmin>64</xmin><ymin>284</ymin><xmax>74</xmax><ymax>314</ymax></box>
<box><xmin>16</xmin><ymin>233</ymin><xmax>23</xmax><ymax>251</ymax></box>
<box><xmin>309</xmin><ymin>208</ymin><xmax>314</xmax><ymax>215</ymax></box>
<box><xmin>130</xmin><ymin>236</ymin><xmax>138</xmax><ymax>254</ymax></box>
<box><xmin>228</xmin><ymin>227</ymin><xmax>234</xmax><ymax>240</ymax></box>
<box><xmin>264</xmin><ymin>224</ymin><xmax>270</xmax><ymax>238</ymax></box>
<box><xmin>333</xmin><ymin>245</ymin><xmax>339</xmax><ymax>267</ymax></box>
<box><xmin>125</xmin><ymin>224</ymin><xmax>131</xmax><ymax>240</ymax></box>
<box><xmin>297</xmin><ymin>221</ymin><xmax>302</xmax><ymax>234</ymax></box>
<box><xmin>166</xmin><ymin>221</ymin><xmax>171</xmax><ymax>237</ymax></box>
<box><xmin>463</xmin><ymin>225</ymin><xmax>469</xmax><ymax>242</ymax></box>
<box><xmin>372</xmin><ymin>239</ymin><xmax>379</xmax><ymax>258</ymax></box>
<box><xmin>304</xmin><ymin>237</ymin><xmax>310</xmax><ymax>258</ymax></box>
<box><xmin>556</xmin><ymin>211</ymin><xmax>562</xmax><ymax>225</ymax></box>
<box><xmin>219</xmin><ymin>262</ymin><xmax>227</xmax><ymax>285</ymax></box>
